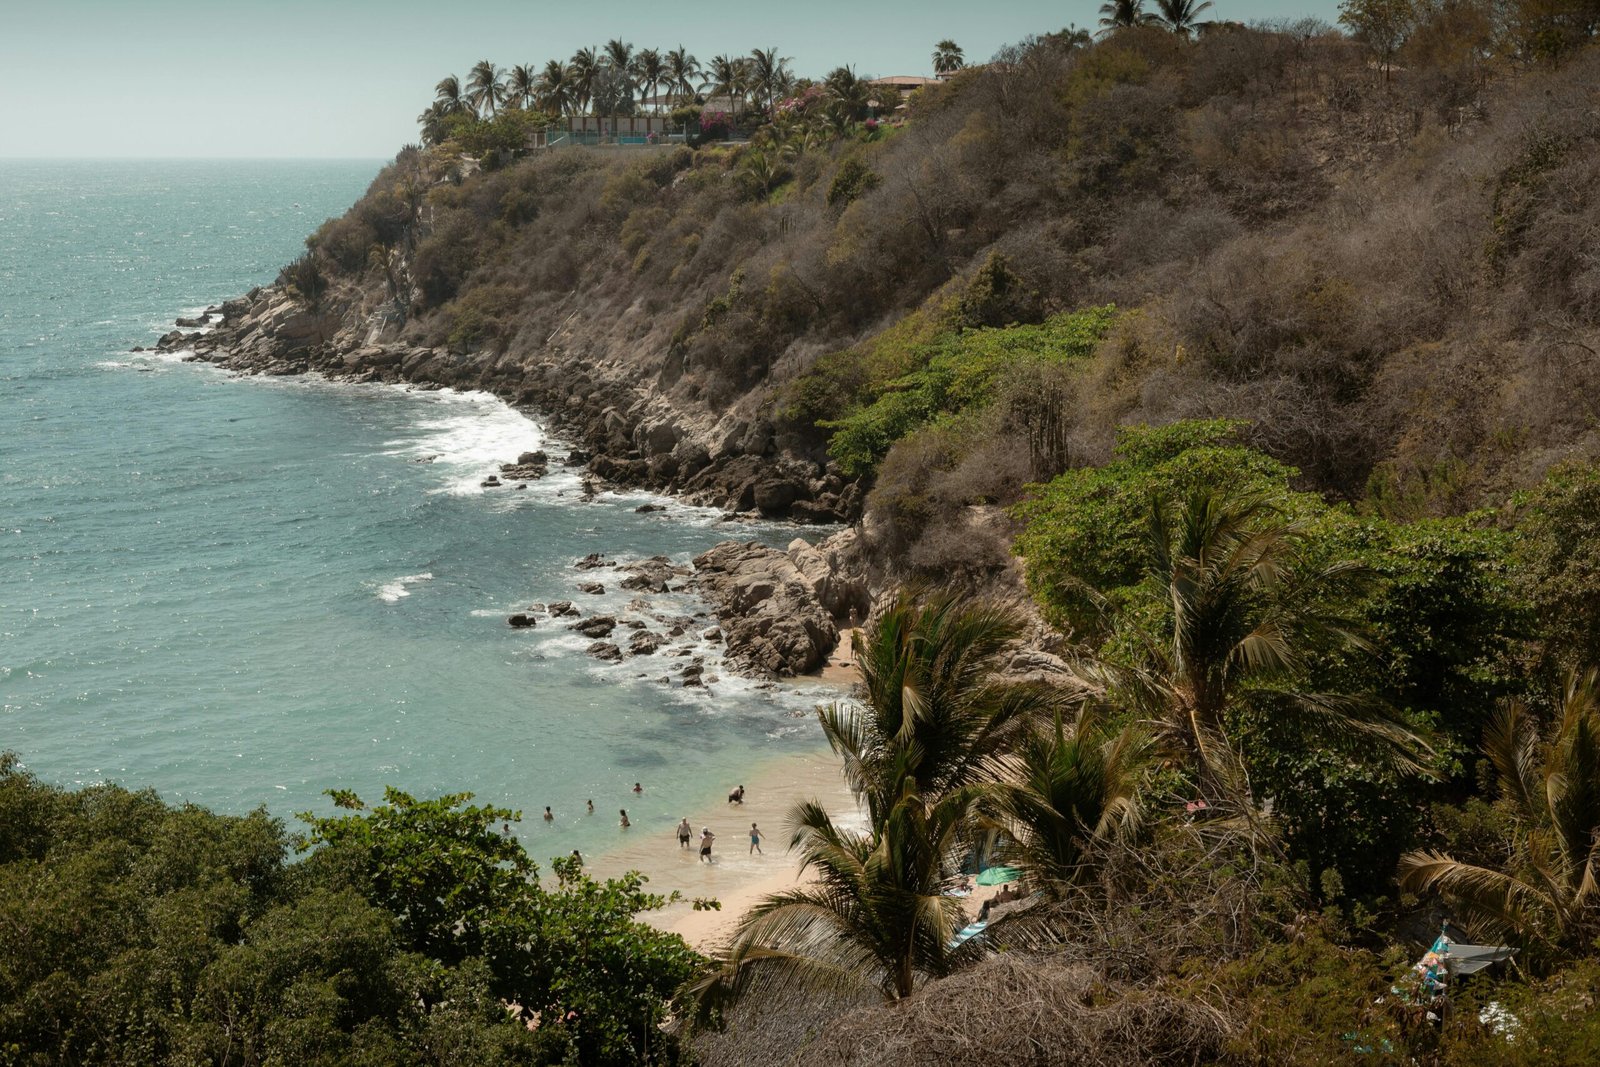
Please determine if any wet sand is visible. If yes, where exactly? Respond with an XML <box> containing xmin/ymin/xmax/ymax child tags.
<box><xmin>581</xmin><ymin>631</ymin><xmax>867</xmax><ymax>950</ymax></box>
<box><xmin>583</xmin><ymin>745</ymin><xmax>861</xmax><ymax>949</ymax></box>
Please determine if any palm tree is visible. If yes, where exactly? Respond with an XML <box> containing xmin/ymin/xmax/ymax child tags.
<box><xmin>823</xmin><ymin>66</ymin><xmax>870</xmax><ymax>126</ymax></box>
<box><xmin>1099</xmin><ymin>0</ymin><xmax>1156</xmax><ymax>34</ymax></box>
<box><xmin>636</xmin><ymin>48</ymin><xmax>665</xmax><ymax>112</ymax></box>
<box><xmin>1088</xmin><ymin>487</ymin><xmax>1430</xmax><ymax>798</ymax></box>
<box><xmin>748</xmin><ymin>47</ymin><xmax>792</xmax><ymax>116</ymax></box>
<box><xmin>1151</xmin><ymin>0</ymin><xmax>1215</xmax><ymax>37</ymax></box>
<box><xmin>693</xmin><ymin>590</ymin><xmax>1047</xmax><ymax>1005</ymax></box>
<box><xmin>466</xmin><ymin>60</ymin><xmax>505</xmax><ymax>118</ymax></box>
<box><xmin>665</xmin><ymin>46</ymin><xmax>701</xmax><ymax>109</ymax></box>
<box><xmin>569</xmin><ymin>47</ymin><xmax>600</xmax><ymax>116</ymax></box>
<box><xmin>537</xmin><ymin>60</ymin><xmax>574</xmax><ymax>117</ymax></box>
<box><xmin>706</xmin><ymin>53</ymin><xmax>746</xmax><ymax>118</ymax></box>
<box><xmin>978</xmin><ymin>708</ymin><xmax>1150</xmax><ymax>895</ymax></box>
<box><xmin>603</xmin><ymin>38</ymin><xmax>635</xmax><ymax>88</ymax></box>
<box><xmin>433</xmin><ymin>74</ymin><xmax>467</xmax><ymax>115</ymax></box>
<box><xmin>827</xmin><ymin>589</ymin><xmax>1054</xmax><ymax>826</ymax></box>
<box><xmin>1401</xmin><ymin>672</ymin><xmax>1600</xmax><ymax>953</ymax></box>
<box><xmin>507</xmin><ymin>64</ymin><xmax>538</xmax><ymax>110</ymax></box>
<box><xmin>932</xmin><ymin>39</ymin><xmax>965</xmax><ymax>74</ymax></box>
<box><xmin>416</xmin><ymin>100</ymin><xmax>455</xmax><ymax>146</ymax></box>
<box><xmin>1058</xmin><ymin>24</ymin><xmax>1095</xmax><ymax>48</ymax></box>
<box><xmin>599</xmin><ymin>39</ymin><xmax>637</xmax><ymax>139</ymax></box>
<box><xmin>740</xmin><ymin>141</ymin><xmax>795</xmax><ymax>195</ymax></box>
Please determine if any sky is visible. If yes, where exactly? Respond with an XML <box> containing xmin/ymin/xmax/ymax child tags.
<box><xmin>1</xmin><ymin>0</ymin><xmax>1345</xmax><ymax>159</ymax></box>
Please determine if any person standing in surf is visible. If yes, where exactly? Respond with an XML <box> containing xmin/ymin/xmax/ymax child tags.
<box><xmin>749</xmin><ymin>822</ymin><xmax>763</xmax><ymax>855</ymax></box>
<box><xmin>699</xmin><ymin>827</ymin><xmax>715</xmax><ymax>862</ymax></box>
<box><xmin>677</xmin><ymin>817</ymin><xmax>693</xmax><ymax>849</ymax></box>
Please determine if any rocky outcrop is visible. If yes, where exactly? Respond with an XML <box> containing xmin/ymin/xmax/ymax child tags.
<box><xmin>177</xmin><ymin>282</ymin><xmax>862</xmax><ymax>523</ymax></box>
<box><xmin>571</xmin><ymin>615</ymin><xmax>617</xmax><ymax>638</ymax></box>
<box><xmin>619</xmin><ymin>556</ymin><xmax>690</xmax><ymax>594</ymax></box>
<box><xmin>690</xmin><ymin>541</ymin><xmax>841</xmax><ymax>679</ymax></box>
<box><xmin>787</xmin><ymin>529</ymin><xmax>871</xmax><ymax>621</ymax></box>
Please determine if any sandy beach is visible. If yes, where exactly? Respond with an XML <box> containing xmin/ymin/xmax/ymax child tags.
<box><xmin>583</xmin><ymin>635</ymin><xmax>866</xmax><ymax>950</ymax></box>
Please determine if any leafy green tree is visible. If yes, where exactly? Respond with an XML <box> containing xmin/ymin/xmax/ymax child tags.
<box><xmin>1401</xmin><ymin>671</ymin><xmax>1600</xmax><ymax>956</ymax></box>
<box><xmin>830</xmin><ymin>588</ymin><xmax>1055</xmax><ymax>826</ymax></box>
<box><xmin>601</xmin><ymin>38</ymin><xmax>637</xmax><ymax>134</ymax></box>
<box><xmin>823</xmin><ymin>65</ymin><xmax>870</xmax><ymax>124</ymax></box>
<box><xmin>697</xmin><ymin>788</ymin><xmax>971</xmax><ymax>1006</ymax></box>
<box><xmin>295</xmin><ymin>787</ymin><xmax>531</xmax><ymax>965</ymax></box>
<box><xmin>748</xmin><ymin>46</ymin><xmax>792</xmax><ymax>115</ymax></box>
<box><xmin>705</xmin><ymin>53</ymin><xmax>749</xmax><ymax>118</ymax></box>
<box><xmin>1339</xmin><ymin>0</ymin><xmax>1418</xmax><ymax>80</ymax></box>
<box><xmin>1516</xmin><ymin>461</ymin><xmax>1600</xmax><ymax>673</ymax></box>
<box><xmin>933</xmin><ymin>39</ymin><xmax>966</xmax><ymax>73</ymax></box>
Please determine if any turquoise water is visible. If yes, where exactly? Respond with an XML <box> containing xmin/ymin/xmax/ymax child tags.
<box><xmin>0</xmin><ymin>160</ymin><xmax>828</xmax><ymax>861</ymax></box>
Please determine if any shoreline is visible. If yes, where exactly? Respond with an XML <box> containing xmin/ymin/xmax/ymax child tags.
<box><xmin>583</xmin><ymin>744</ymin><xmax>859</xmax><ymax>951</ymax></box>
<box><xmin>583</xmin><ymin>634</ymin><xmax>863</xmax><ymax>950</ymax></box>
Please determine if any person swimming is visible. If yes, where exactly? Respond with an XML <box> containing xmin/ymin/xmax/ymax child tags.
<box><xmin>543</xmin><ymin>806</ymin><xmax>554</xmax><ymax>822</ymax></box>
<box><xmin>619</xmin><ymin>809</ymin><xmax>631</xmax><ymax>829</ymax></box>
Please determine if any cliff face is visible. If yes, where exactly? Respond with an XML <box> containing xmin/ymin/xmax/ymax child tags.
<box><xmin>180</xmin><ymin>282</ymin><xmax>853</xmax><ymax>523</ymax></box>
<box><xmin>174</xmin><ymin>29</ymin><xmax>1600</xmax><ymax>586</ymax></box>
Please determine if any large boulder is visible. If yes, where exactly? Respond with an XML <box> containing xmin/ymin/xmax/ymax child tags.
<box><xmin>788</xmin><ymin>529</ymin><xmax>871</xmax><ymax>620</ymax></box>
<box><xmin>691</xmin><ymin>541</ymin><xmax>840</xmax><ymax>679</ymax></box>
<box><xmin>571</xmin><ymin>615</ymin><xmax>617</xmax><ymax>638</ymax></box>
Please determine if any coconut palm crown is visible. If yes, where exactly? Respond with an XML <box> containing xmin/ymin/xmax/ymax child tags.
<box><xmin>1151</xmin><ymin>0</ymin><xmax>1216</xmax><ymax>37</ymax></box>
<box><xmin>932</xmin><ymin>39</ymin><xmax>965</xmax><ymax>74</ymax></box>
<box><xmin>466</xmin><ymin>60</ymin><xmax>505</xmax><ymax>117</ymax></box>
<box><xmin>1401</xmin><ymin>671</ymin><xmax>1600</xmax><ymax>954</ymax></box>
<box><xmin>1099</xmin><ymin>0</ymin><xmax>1156</xmax><ymax>33</ymax></box>
<box><xmin>1086</xmin><ymin>487</ymin><xmax>1430</xmax><ymax>798</ymax></box>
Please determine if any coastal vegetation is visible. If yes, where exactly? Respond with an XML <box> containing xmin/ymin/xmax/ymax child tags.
<box><xmin>17</xmin><ymin>0</ymin><xmax>1600</xmax><ymax>1063</ymax></box>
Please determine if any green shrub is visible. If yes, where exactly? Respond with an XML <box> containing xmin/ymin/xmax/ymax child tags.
<box><xmin>825</xmin><ymin>305</ymin><xmax>1117</xmax><ymax>475</ymax></box>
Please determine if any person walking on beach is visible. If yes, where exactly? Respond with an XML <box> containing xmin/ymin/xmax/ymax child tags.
<box><xmin>619</xmin><ymin>809</ymin><xmax>631</xmax><ymax>829</ymax></box>
<box><xmin>699</xmin><ymin>827</ymin><xmax>715</xmax><ymax>862</ymax></box>
<box><xmin>749</xmin><ymin>822</ymin><xmax>763</xmax><ymax>855</ymax></box>
<box><xmin>677</xmin><ymin>817</ymin><xmax>693</xmax><ymax>849</ymax></box>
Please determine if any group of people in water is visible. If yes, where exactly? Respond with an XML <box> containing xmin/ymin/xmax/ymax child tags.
<box><xmin>532</xmin><ymin>782</ymin><xmax>762</xmax><ymax>863</ymax></box>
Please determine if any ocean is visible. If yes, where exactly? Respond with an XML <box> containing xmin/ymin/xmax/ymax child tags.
<box><xmin>0</xmin><ymin>159</ymin><xmax>832</xmax><ymax>863</ymax></box>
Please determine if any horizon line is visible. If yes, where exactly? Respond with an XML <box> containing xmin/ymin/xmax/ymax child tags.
<box><xmin>0</xmin><ymin>155</ymin><xmax>391</xmax><ymax>162</ymax></box>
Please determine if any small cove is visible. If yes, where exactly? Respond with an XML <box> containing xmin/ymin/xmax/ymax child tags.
<box><xmin>0</xmin><ymin>159</ymin><xmax>835</xmax><ymax>865</ymax></box>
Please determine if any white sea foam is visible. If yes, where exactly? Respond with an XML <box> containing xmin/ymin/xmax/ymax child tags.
<box><xmin>381</xmin><ymin>389</ymin><xmax>546</xmax><ymax>496</ymax></box>
<box><xmin>377</xmin><ymin>572</ymin><xmax>433</xmax><ymax>603</ymax></box>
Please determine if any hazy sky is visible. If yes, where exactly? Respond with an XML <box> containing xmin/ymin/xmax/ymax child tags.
<box><xmin>2</xmin><ymin>0</ymin><xmax>1344</xmax><ymax>158</ymax></box>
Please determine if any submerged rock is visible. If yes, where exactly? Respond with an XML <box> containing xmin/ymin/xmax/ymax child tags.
<box><xmin>577</xmin><ymin>581</ymin><xmax>605</xmax><ymax>595</ymax></box>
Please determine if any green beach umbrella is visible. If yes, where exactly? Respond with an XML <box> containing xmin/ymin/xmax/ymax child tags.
<box><xmin>975</xmin><ymin>865</ymin><xmax>1021</xmax><ymax>886</ymax></box>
